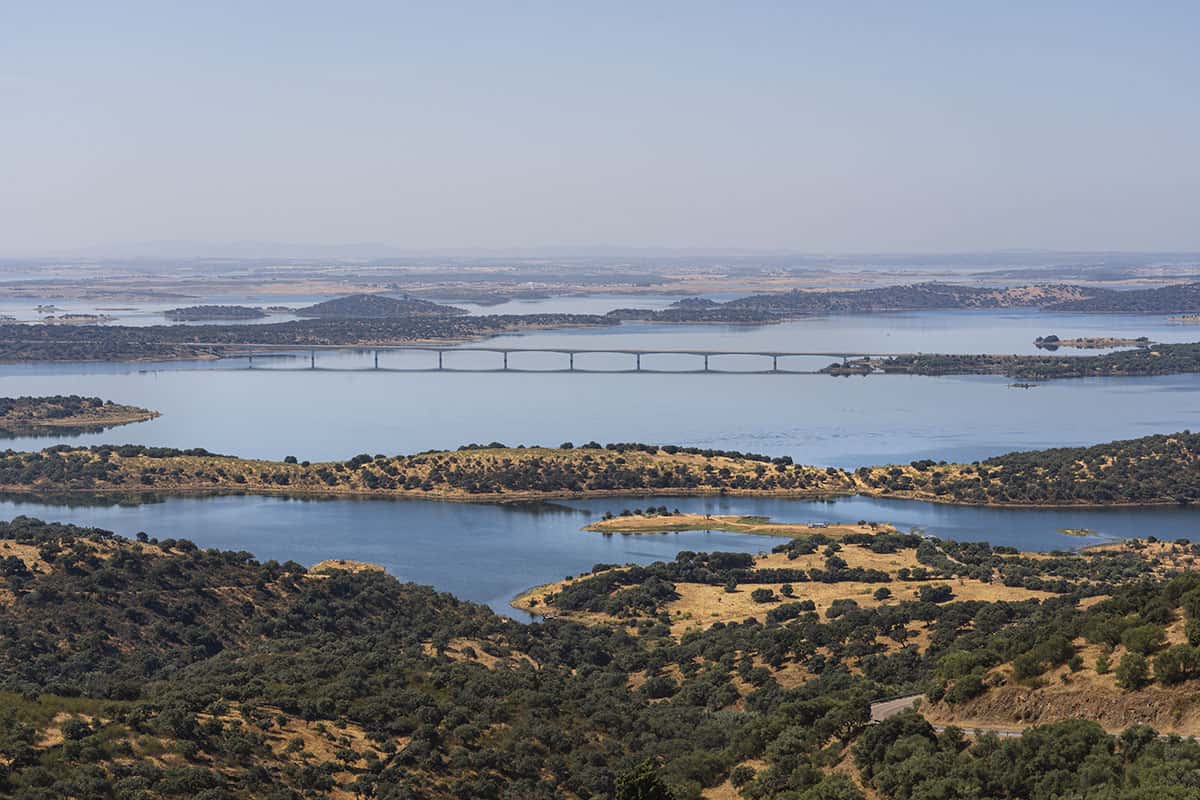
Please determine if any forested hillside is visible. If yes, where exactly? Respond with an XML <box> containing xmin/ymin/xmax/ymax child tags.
<box><xmin>855</xmin><ymin>431</ymin><xmax>1200</xmax><ymax>505</ymax></box>
<box><xmin>4</xmin><ymin>519</ymin><xmax>1200</xmax><ymax>799</ymax></box>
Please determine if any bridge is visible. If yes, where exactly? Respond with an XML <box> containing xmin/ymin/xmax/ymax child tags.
<box><xmin>217</xmin><ymin>345</ymin><xmax>907</xmax><ymax>374</ymax></box>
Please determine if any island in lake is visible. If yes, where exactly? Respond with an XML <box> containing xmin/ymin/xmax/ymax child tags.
<box><xmin>1034</xmin><ymin>334</ymin><xmax>1151</xmax><ymax>350</ymax></box>
<box><xmin>0</xmin><ymin>395</ymin><xmax>159</xmax><ymax>436</ymax></box>
<box><xmin>164</xmin><ymin>305</ymin><xmax>269</xmax><ymax>321</ymax></box>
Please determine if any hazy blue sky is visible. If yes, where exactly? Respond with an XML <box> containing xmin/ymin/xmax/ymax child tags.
<box><xmin>3</xmin><ymin>2</ymin><xmax>1198</xmax><ymax>255</ymax></box>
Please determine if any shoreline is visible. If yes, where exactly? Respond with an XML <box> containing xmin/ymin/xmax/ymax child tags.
<box><xmin>0</xmin><ymin>481</ymin><xmax>1194</xmax><ymax>512</ymax></box>
<box><xmin>582</xmin><ymin>513</ymin><xmax>897</xmax><ymax>537</ymax></box>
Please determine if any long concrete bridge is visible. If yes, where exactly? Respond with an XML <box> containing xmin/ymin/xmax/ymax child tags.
<box><xmin>219</xmin><ymin>345</ymin><xmax>907</xmax><ymax>374</ymax></box>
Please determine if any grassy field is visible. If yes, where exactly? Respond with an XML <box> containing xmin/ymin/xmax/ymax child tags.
<box><xmin>513</xmin><ymin>541</ymin><xmax>1056</xmax><ymax>638</ymax></box>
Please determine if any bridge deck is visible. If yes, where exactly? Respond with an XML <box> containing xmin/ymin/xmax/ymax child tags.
<box><xmin>212</xmin><ymin>345</ymin><xmax>900</xmax><ymax>374</ymax></box>
<box><xmin>219</xmin><ymin>344</ymin><xmax>909</xmax><ymax>357</ymax></box>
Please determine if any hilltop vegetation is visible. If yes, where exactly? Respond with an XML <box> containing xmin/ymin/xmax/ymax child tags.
<box><xmin>612</xmin><ymin>282</ymin><xmax>1200</xmax><ymax>324</ymax></box>
<box><xmin>0</xmin><ymin>396</ymin><xmax>158</xmax><ymax>436</ymax></box>
<box><xmin>609</xmin><ymin>283</ymin><xmax>1096</xmax><ymax>323</ymax></box>
<box><xmin>915</xmin><ymin>544</ymin><xmax>1200</xmax><ymax>738</ymax></box>
<box><xmin>0</xmin><ymin>442</ymin><xmax>854</xmax><ymax>501</ymax></box>
<box><xmin>854</xmin><ymin>431</ymin><xmax>1200</xmax><ymax>506</ymax></box>
<box><xmin>294</xmin><ymin>293</ymin><xmax>466</xmax><ymax>318</ymax></box>
<box><xmin>1047</xmin><ymin>281</ymin><xmax>1200</xmax><ymax>313</ymax></box>
<box><xmin>1</xmin><ymin>433</ymin><xmax>1199</xmax><ymax>507</ymax></box>
<box><xmin>0</xmin><ymin>314</ymin><xmax>614</xmax><ymax>361</ymax></box>
<box><xmin>4</xmin><ymin>518</ymin><xmax>1200</xmax><ymax>799</ymax></box>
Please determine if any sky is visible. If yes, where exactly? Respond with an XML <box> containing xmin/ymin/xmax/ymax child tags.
<box><xmin>2</xmin><ymin>2</ymin><xmax>1199</xmax><ymax>256</ymax></box>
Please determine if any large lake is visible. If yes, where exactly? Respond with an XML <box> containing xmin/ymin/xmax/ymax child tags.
<box><xmin>1</xmin><ymin>305</ymin><xmax>1198</xmax><ymax>612</ymax></box>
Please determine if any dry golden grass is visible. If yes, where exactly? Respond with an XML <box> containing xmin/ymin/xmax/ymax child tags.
<box><xmin>702</xmin><ymin>759</ymin><xmax>768</xmax><ymax>800</ymax></box>
<box><xmin>311</xmin><ymin>559</ymin><xmax>384</xmax><ymax>575</ymax></box>
<box><xmin>519</xmin><ymin>545</ymin><xmax>1055</xmax><ymax>641</ymax></box>
<box><xmin>420</xmin><ymin>637</ymin><xmax>536</xmax><ymax>669</ymax></box>
<box><xmin>667</xmin><ymin>551</ymin><xmax>1053</xmax><ymax>636</ymax></box>
<box><xmin>0</xmin><ymin>540</ymin><xmax>45</xmax><ymax>570</ymax></box>
<box><xmin>585</xmin><ymin>514</ymin><xmax>893</xmax><ymax>538</ymax></box>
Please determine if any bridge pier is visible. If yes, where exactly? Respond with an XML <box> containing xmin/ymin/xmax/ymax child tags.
<box><xmin>772</xmin><ymin>355</ymin><xmax>778</xmax><ymax>372</ymax></box>
<box><xmin>310</xmin><ymin>351</ymin><xmax>315</xmax><ymax>369</ymax></box>
<box><xmin>373</xmin><ymin>350</ymin><xmax>379</xmax><ymax>370</ymax></box>
<box><xmin>569</xmin><ymin>353</ymin><xmax>574</xmax><ymax>371</ymax></box>
<box><xmin>437</xmin><ymin>351</ymin><xmax>444</xmax><ymax>370</ymax></box>
<box><xmin>703</xmin><ymin>354</ymin><xmax>709</xmax><ymax>372</ymax></box>
<box><xmin>635</xmin><ymin>353</ymin><xmax>641</xmax><ymax>371</ymax></box>
<box><xmin>247</xmin><ymin>354</ymin><xmax>253</xmax><ymax>369</ymax></box>
<box><xmin>503</xmin><ymin>351</ymin><xmax>508</xmax><ymax>370</ymax></box>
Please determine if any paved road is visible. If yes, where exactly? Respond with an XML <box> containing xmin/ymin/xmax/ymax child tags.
<box><xmin>869</xmin><ymin>694</ymin><xmax>1024</xmax><ymax>737</ymax></box>
<box><xmin>869</xmin><ymin>694</ymin><xmax>924</xmax><ymax>722</ymax></box>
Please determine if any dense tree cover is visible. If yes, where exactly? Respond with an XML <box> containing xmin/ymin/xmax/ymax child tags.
<box><xmin>841</xmin><ymin>341</ymin><xmax>1200</xmax><ymax>380</ymax></box>
<box><xmin>293</xmin><ymin>294</ymin><xmax>467</xmax><ymax>318</ymax></box>
<box><xmin>2</xmin><ymin>518</ymin><xmax>1198</xmax><ymax>799</ymax></box>
<box><xmin>1047</xmin><ymin>281</ymin><xmax>1200</xmax><ymax>313</ymax></box>
<box><xmin>0</xmin><ymin>313</ymin><xmax>615</xmax><ymax>361</ymax></box>
<box><xmin>0</xmin><ymin>517</ymin><xmax>904</xmax><ymax>799</ymax></box>
<box><xmin>928</xmin><ymin>570</ymin><xmax>1200</xmax><ymax>706</ymax></box>
<box><xmin>856</xmin><ymin>713</ymin><xmax>1200</xmax><ymax>800</ymax></box>
<box><xmin>0</xmin><ymin>396</ymin><xmax>157</xmax><ymax>436</ymax></box>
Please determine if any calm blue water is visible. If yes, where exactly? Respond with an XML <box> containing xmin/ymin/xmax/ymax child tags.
<box><xmin>0</xmin><ymin>494</ymin><xmax>782</xmax><ymax>618</ymax></box>
<box><xmin>0</xmin><ymin>363</ymin><xmax>1198</xmax><ymax>468</ymax></box>
<box><xmin>0</xmin><ymin>493</ymin><xmax>1194</xmax><ymax>618</ymax></box>
<box><xmin>0</xmin><ymin>307</ymin><xmax>1197</xmax><ymax>613</ymax></box>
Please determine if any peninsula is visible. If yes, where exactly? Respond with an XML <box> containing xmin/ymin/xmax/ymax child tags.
<box><xmin>0</xmin><ymin>395</ymin><xmax>158</xmax><ymax>435</ymax></box>
<box><xmin>3</xmin><ymin>431</ymin><xmax>1198</xmax><ymax>507</ymax></box>
<box><xmin>829</xmin><ymin>341</ymin><xmax>1200</xmax><ymax>380</ymax></box>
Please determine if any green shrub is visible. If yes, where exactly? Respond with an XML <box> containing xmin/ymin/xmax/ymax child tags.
<box><xmin>1116</xmin><ymin>653</ymin><xmax>1150</xmax><ymax>691</ymax></box>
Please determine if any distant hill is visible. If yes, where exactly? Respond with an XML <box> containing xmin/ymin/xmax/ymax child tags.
<box><xmin>294</xmin><ymin>293</ymin><xmax>466</xmax><ymax>318</ymax></box>
<box><xmin>609</xmin><ymin>283</ymin><xmax>1102</xmax><ymax>323</ymax></box>
<box><xmin>724</xmin><ymin>282</ymin><xmax>1094</xmax><ymax>314</ymax></box>
<box><xmin>1044</xmin><ymin>281</ymin><xmax>1200</xmax><ymax>313</ymax></box>
<box><xmin>669</xmin><ymin>297</ymin><xmax>721</xmax><ymax>310</ymax></box>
